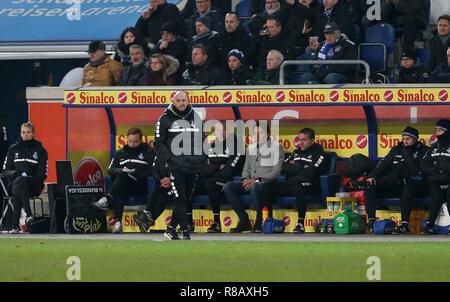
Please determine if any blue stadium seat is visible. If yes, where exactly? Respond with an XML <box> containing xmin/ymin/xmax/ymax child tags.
<box><xmin>289</xmin><ymin>52</ymin><xmax>315</xmax><ymax>84</ymax></box>
<box><xmin>358</xmin><ymin>43</ymin><xmax>387</xmax><ymax>73</ymax></box>
<box><xmin>236</xmin><ymin>0</ymin><xmax>252</xmax><ymax>19</ymax></box>
<box><xmin>365</xmin><ymin>23</ymin><xmax>396</xmax><ymax>52</ymax></box>
<box><xmin>104</xmin><ymin>176</ymin><xmax>155</xmax><ymax>206</ymax></box>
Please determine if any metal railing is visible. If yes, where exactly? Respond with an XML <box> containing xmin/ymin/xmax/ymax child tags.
<box><xmin>279</xmin><ymin>60</ymin><xmax>371</xmax><ymax>85</ymax></box>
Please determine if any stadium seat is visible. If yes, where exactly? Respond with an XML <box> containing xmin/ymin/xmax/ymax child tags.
<box><xmin>236</xmin><ymin>0</ymin><xmax>252</xmax><ymax>19</ymax></box>
<box><xmin>358</xmin><ymin>43</ymin><xmax>387</xmax><ymax>73</ymax></box>
<box><xmin>104</xmin><ymin>176</ymin><xmax>155</xmax><ymax>207</ymax></box>
<box><xmin>289</xmin><ymin>52</ymin><xmax>315</xmax><ymax>84</ymax></box>
<box><xmin>365</xmin><ymin>23</ymin><xmax>396</xmax><ymax>52</ymax></box>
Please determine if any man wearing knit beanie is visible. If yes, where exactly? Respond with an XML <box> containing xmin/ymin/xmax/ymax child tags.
<box><xmin>226</xmin><ymin>49</ymin><xmax>254</xmax><ymax>85</ymax></box>
<box><xmin>196</xmin><ymin>15</ymin><xmax>213</xmax><ymax>32</ymax></box>
<box><xmin>364</xmin><ymin>126</ymin><xmax>430</xmax><ymax>234</ymax></box>
<box><xmin>420</xmin><ymin>119</ymin><xmax>450</xmax><ymax>234</ymax></box>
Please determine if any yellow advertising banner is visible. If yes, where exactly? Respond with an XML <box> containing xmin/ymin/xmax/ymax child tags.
<box><xmin>64</xmin><ymin>87</ymin><xmax>450</xmax><ymax>106</ymax></box>
<box><xmin>119</xmin><ymin>208</ymin><xmax>332</xmax><ymax>233</ymax></box>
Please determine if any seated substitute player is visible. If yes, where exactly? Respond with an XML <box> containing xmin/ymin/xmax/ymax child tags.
<box><xmin>94</xmin><ymin>127</ymin><xmax>155</xmax><ymax>233</ymax></box>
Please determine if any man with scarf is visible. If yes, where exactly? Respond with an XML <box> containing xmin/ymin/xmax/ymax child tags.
<box><xmin>420</xmin><ymin>119</ymin><xmax>450</xmax><ymax>234</ymax></box>
<box><xmin>82</xmin><ymin>41</ymin><xmax>122</xmax><ymax>86</ymax></box>
<box><xmin>299</xmin><ymin>22</ymin><xmax>357</xmax><ymax>84</ymax></box>
<box><xmin>94</xmin><ymin>128</ymin><xmax>155</xmax><ymax>233</ymax></box>
<box><xmin>363</xmin><ymin>126</ymin><xmax>429</xmax><ymax>234</ymax></box>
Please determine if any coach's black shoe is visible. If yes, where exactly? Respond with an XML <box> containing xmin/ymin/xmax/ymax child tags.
<box><xmin>393</xmin><ymin>221</ymin><xmax>410</xmax><ymax>234</ymax></box>
<box><xmin>293</xmin><ymin>223</ymin><xmax>305</xmax><ymax>234</ymax></box>
<box><xmin>421</xmin><ymin>221</ymin><xmax>435</xmax><ymax>235</ymax></box>
<box><xmin>230</xmin><ymin>220</ymin><xmax>252</xmax><ymax>233</ymax></box>
<box><xmin>133</xmin><ymin>210</ymin><xmax>154</xmax><ymax>233</ymax></box>
<box><xmin>164</xmin><ymin>226</ymin><xmax>180</xmax><ymax>240</ymax></box>
<box><xmin>207</xmin><ymin>222</ymin><xmax>222</xmax><ymax>233</ymax></box>
<box><xmin>188</xmin><ymin>224</ymin><xmax>195</xmax><ymax>233</ymax></box>
<box><xmin>181</xmin><ymin>230</ymin><xmax>191</xmax><ymax>240</ymax></box>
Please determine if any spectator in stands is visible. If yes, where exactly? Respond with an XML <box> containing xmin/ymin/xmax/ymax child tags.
<box><xmin>420</xmin><ymin>119</ymin><xmax>450</xmax><ymax>234</ymax></box>
<box><xmin>430</xmin><ymin>47</ymin><xmax>450</xmax><ymax>83</ymax></box>
<box><xmin>396</xmin><ymin>48</ymin><xmax>430</xmax><ymax>83</ymax></box>
<box><xmin>153</xmin><ymin>90</ymin><xmax>204</xmax><ymax>240</ymax></box>
<box><xmin>145</xmin><ymin>53</ymin><xmax>180</xmax><ymax>85</ymax></box>
<box><xmin>249</xmin><ymin>0</ymin><xmax>289</xmax><ymax>38</ymax></box>
<box><xmin>226</xmin><ymin>49</ymin><xmax>255</xmax><ymax>85</ymax></box>
<box><xmin>118</xmin><ymin>45</ymin><xmax>148</xmax><ymax>86</ymax></box>
<box><xmin>223</xmin><ymin>124</ymin><xmax>284</xmax><ymax>233</ymax></box>
<box><xmin>427</xmin><ymin>15</ymin><xmax>450</xmax><ymax>72</ymax></box>
<box><xmin>181</xmin><ymin>0</ymin><xmax>231</xmax><ymax>19</ymax></box>
<box><xmin>381</xmin><ymin>0</ymin><xmax>427</xmax><ymax>50</ymax></box>
<box><xmin>256</xmin><ymin>17</ymin><xmax>295</xmax><ymax>68</ymax></box>
<box><xmin>350</xmin><ymin>0</ymin><xmax>379</xmax><ymax>33</ymax></box>
<box><xmin>153</xmin><ymin>21</ymin><xmax>187</xmax><ymax>71</ymax></box>
<box><xmin>186</xmin><ymin>16</ymin><xmax>220</xmax><ymax>65</ymax></box>
<box><xmin>313</xmin><ymin>0</ymin><xmax>356</xmax><ymax>43</ymax></box>
<box><xmin>82</xmin><ymin>41</ymin><xmax>122</xmax><ymax>87</ymax></box>
<box><xmin>135</xmin><ymin>0</ymin><xmax>182</xmax><ymax>49</ymax></box>
<box><xmin>217</xmin><ymin>12</ymin><xmax>257</xmax><ymax>68</ymax></box>
<box><xmin>249</xmin><ymin>49</ymin><xmax>284</xmax><ymax>85</ymax></box>
<box><xmin>200</xmin><ymin>121</ymin><xmax>244</xmax><ymax>233</ymax></box>
<box><xmin>279</xmin><ymin>128</ymin><xmax>326</xmax><ymax>234</ymax></box>
<box><xmin>94</xmin><ymin>128</ymin><xmax>155</xmax><ymax>233</ymax></box>
<box><xmin>185</xmin><ymin>0</ymin><xmax>225</xmax><ymax>38</ymax></box>
<box><xmin>114</xmin><ymin>27</ymin><xmax>149</xmax><ymax>67</ymax></box>
<box><xmin>285</xmin><ymin>0</ymin><xmax>320</xmax><ymax>53</ymax></box>
<box><xmin>2</xmin><ymin>122</ymin><xmax>48</xmax><ymax>234</ymax></box>
<box><xmin>250</xmin><ymin>0</ymin><xmax>290</xmax><ymax>17</ymax></box>
<box><xmin>181</xmin><ymin>44</ymin><xmax>226</xmax><ymax>85</ymax></box>
<box><xmin>363</xmin><ymin>127</ymin><xmax>429</xmax><ymax>234</ymax></box>
<box><xmin>299</xmin><ymin>22</ymin><xmax>357</xmax><ymax>84</ymax></box>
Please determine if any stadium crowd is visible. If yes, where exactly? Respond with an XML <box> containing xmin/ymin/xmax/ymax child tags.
<box><xmin>80</xmin><ymin>0</ymin><xmax>450</xmax><ymax>87</ymax></box>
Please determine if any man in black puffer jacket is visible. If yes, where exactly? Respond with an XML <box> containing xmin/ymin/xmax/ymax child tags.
<box><xmin>365</xmin><ymin>126</ymin><xmax>429</xmax><ymax>234</ymax></box>
<box><xmin>420</xmin><ymin>119</ymin><xmax>450</xmax><ymax>234</ymax></box>
<box><xmin>280</xmin><ymin>128</ymin><xmax>326</xmax><ymax>234</ymax></box>
<box><xmin>118</xmin><ymin>45</ymin><xmax>148</xmax><ymax>86</ymax></box>
<box><xmin>154</xmin><ymin>90</ymin><xmax>205</xmax><ymax>240</ymax></box>
<box><xmin>94</xmin><ymin>128</ymin><xmax>155</xmax><ymax>233</ymax></box>
<box><xmin>2</xmin><ymin>122</ymin><xmax>48</xmax><ymax>233</ymax></box>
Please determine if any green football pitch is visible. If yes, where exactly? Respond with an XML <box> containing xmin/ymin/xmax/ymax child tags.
<box><xmin>1</xmin><ymin>238</ymin><xmax>449</xmax><ymax>282</ymax></box>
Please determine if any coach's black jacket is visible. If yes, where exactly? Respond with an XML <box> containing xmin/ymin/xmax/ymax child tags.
<box><xmin>369</xmin><ymin>142</ymin><xmax>429</xmax><ymax>182</ymax></box>
<box><xmin>282</xmin><ymin>143</ymin><xmax>326</xmax><ymax>187</ymax></box>
<box><xmin>200</xmin><ymin>134</ymin><xmax>244</xmax><ymax>182</ymax></box>
<box><xmin>3</xmin><ymin>138</ymin><xmax>48</xmax><ymax>187</ymax></box>
<box><xmin>108</xmin><ymin>143</ymin><xmax>155</xmax><ymax>180</ymax></box>
<box><xmin>420</xmin><ymin>135</ymin><xmax>450</xmax><ymax>183</ymax></box>
<box><xmin>155</xmin><ymin>104</ymin><xmax>205</xmax><ymax>174</ymax></box>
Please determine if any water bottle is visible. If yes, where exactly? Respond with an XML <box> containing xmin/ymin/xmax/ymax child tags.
<box><xmin>262</xmin><ymin>206</ymin><xmax>269</xmax><ymax>223</ymax></box>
